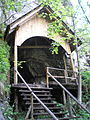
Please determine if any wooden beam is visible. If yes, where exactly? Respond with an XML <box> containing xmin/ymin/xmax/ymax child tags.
<box><xmin>67</xmin><ymin>95</ymin><xmax>73</xmax><ymax>117</ymax></box>
<box><xmin>48</xmin><ymin>76</ymin><xmax>65</xmax><ymax>78</ymax></box>
<box><xmin>70</xmin><ymin>54</ymin><xmax>75</xmax><ymax>71</ymax></box>
<box><xmin>18</xmin><ymin>45</ymin><xmax>50</xmax><ymax>49</ymax></box>
<box><xmin>63</xmin><ymin>90</ymin><xmax>66</xmax><ymax>105</ymax></box>
<box><xmin>25</xmin><ymin>105</ymin><xmax>31</xmax><ymax>119</ymax></box>
<box><xmin>63</xmin><ymin>55</ymin><xmax>68</xmax><ymax>83</ymax></box>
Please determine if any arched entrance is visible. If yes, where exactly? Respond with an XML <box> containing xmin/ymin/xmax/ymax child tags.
<box><xmin>18</xmin><ymin>36</ymin><xmax>65</xmax><ymax>84</ymax></box>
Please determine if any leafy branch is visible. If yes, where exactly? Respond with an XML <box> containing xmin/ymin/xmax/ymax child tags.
<box><xmin>77</xmin><ymin>0</ymin><xmax>90</xmax><ymax>24</ymax></box>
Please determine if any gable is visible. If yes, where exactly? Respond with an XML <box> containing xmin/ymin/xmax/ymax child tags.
<box><xmin>15</xmin><ymin>14</ymin><xmax>48</xmax><ymax>46</ymax></box>
<box><xmin>15</xmin><ymin>14</ymin><xmax>71</xmax><ymax>54</ymax></box>
<box><xmin>5</xmin><ymin>5</ymin><xmax>73</xmax><ymax>54</ymax></box>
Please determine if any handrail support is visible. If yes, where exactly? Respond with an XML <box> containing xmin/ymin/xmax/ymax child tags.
<box><xmin>47</xmin><ymin>72</ymin><xmax>90</xmax><ymax>115</ymax></box>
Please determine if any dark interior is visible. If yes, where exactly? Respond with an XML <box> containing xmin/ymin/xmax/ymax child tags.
<box><xmin>18</xmin><ymin>36</ymin><xmax>65</xmax><ymax>84</ymax></box>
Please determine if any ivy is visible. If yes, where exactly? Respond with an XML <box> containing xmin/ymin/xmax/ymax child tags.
<box><xmin>3</xmin><ymin>102</ymin><xmax>25</xmax><ymax>120</ymax></box>
<box><xmin>38</xmin><ymin>0</ymin><xmax>75</xmax><ymax>54</ymax></box>
<box><xmin>50</xmin><ymin>42</ymin><xmax>60</xmax><ymax>54</ymax></box>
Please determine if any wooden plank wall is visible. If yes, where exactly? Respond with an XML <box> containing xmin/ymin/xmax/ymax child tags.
<box><xmin>15</xmin><ymin>14</ymin><xmax>71</xmax><ymax>54</ymax></box>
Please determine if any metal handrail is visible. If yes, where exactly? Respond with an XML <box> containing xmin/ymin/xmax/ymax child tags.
<box><xmin>47</xmin><ymin>71</ymin><xmax>90</xmax><ymax>115</ymax></box>
<box><xmin>15</xmin><ymin>69</ymin><xmax>58</xmax><ymax>120</ymax></box>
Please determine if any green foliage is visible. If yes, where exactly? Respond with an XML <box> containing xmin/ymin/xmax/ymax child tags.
<box><xmin>38</xmin><ymin>0</ymin><xmax>90</xmax><ymax>56</ymax></box>
<box><xmin>82</xmin><ymin>92</ymin><xmax>90</xmax><ymax>103</ymax></box>
<box><xmin>0</xmin><ymin>0</ymin><xmax>23</xmax><ymax>12</ymax></box>
<box><xmin>3</xmin><ymin>103</ymin><xmax>16</xmax><ymax>120</ymax></box>
<box><xmin>2</xmin><ymin>102</ymin><xmax>25</xmax><ymax>120</ymax></box>
<box><xmin>1</xmin><ymin>0</ymin><xmax>22</xmax><ymax>11</ymax></box>
<box><xmin>82</xmin><ymin>71</ymin><xmax>90</xmax><ymax>82</ymax></box>
<box><xmin>81</xmin><ymin>71</ymin><xmax>90</xmax><ymax>105</ymax></box>
<box><xmin>37</xmin><ymin>0</ymin><xmax>75</xmax><ymax>54</ymax></box>
<box><xmin>75</xmin><ymin>109</ymin><xmax>90</xmax><ymax>120</ymax></box>
<box><xmin>18</xmin><ymin>61</ymin><xmax>26</xmax><ymax>68</ymax></box>
<box><xmin>50</xmin><ymin>42</ymin><xmax>60</xmax><ymax>54</ymax></box>
<box><xmin>0</xmin><ymin>0</ymin><xmax>25</xmax><ymax>30</ymax></box>
<box><xmin>0</xmin><ymin>40</ymin><xmax>10</xmax><ymax>83</ymax></box>
<box><xmin>81</xmin><ymin>71</ymin><xmax>90</xmax><ymax>91</ymax></box>
<box><xmin>0</xmin><ymin>39</ymin><xmax>10</xmax><ymax>96</ymax></box>
<box><xmin>66</xmin><ymin>104</ymin><xmax>90</xmax><ymax>120</ymax></box>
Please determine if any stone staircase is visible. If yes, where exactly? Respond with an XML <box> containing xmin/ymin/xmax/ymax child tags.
<box><xmin>13</xmin><ymin>83</ymin><xmax>80</xmax><ymax>120</ymax></box>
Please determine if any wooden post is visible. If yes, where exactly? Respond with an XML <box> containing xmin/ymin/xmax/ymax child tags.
<box><xmin>70</xmin><ymin>55</ymin><xmax>78</xmax><ymax>84</ymax></box>
<box><xmin>70</xmin><ymin>54</ymin><xmax>75</xmax><ymax>71</ymax></box>
<box><xmin>78</xmin><ymin>74</ymin><xmax>82</xmax><ymax>103</ymax></box>
<box><xmin>63</xmin><ymin>90</ymin><xmax>66</xmax><ymax>105</ymax></box>
<box><xmin>46</xmin><ymin>67</ymin><xmax>49</xmax><ymax>88</ymax></box>
<box><xmin>14</xmin><ymin>91</ymin><xmax>18</xmax><ymax>112</ymax></box>
<box><xmin>63</xmin><ymin>55</ymin><xmax>68</xmax><ymax>83</ymax></box>
<box><xmin>64</xmin><ymin>70</ymin><xmax>68</xmax><ymax>83</ymax></box>
<box><xmin>74</xmin><ymin>71</ymin><xmax>78</xmax><ymax>85</ymax></box>
<box><xmin>25</xmin><ymin>105</ymin><xmax>31</xmax><ymax>119</ymax></box>
<box><xmin>31</xmin><ymin>93</ymin><xmax>34</xmax><ymax>119</ymax></box>
<box><xmin>14</xmin><ymin>44</ymin><xmax>18</xmax><ymax>84</ymax></box>
<box><xmin>67</xmin><ymin>95</ymin><xmax>73</xmax><ymax>117</ymax></box>
<box><xmin>14</xmin><ymin>32</ymin><xmax>18</xmax><ymax>112</ymax></box>
<box><xmin>72</xmin><ymin>16</ymin><xmax>82</xmax><ymax>103</ymax></box>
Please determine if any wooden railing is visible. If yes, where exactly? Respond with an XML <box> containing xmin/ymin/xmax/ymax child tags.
<box><xmin>47</xmin><ymin>69</ymin><xmax>90</xmax><ymax>115</ymax></box>
<box><xmin>15</xmin><ymin>69</ymin><xmax>58</xmax><ymax>120</ymax></box>
<box><xmin>46</xmin><ymin>67</ymin><xmax>78</xmax><ymax>88</ymax></box>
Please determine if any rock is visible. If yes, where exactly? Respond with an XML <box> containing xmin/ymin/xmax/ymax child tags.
<box><xmin>0</xmin><ymin>102</ymin><xmax>5</xmax><ymax>120</ymax></box>
<box><xmin>19</xmin><ymin>45</ymin><xmax>65</xmax><ymax>84</ymax></box>
<box><xmin>0</xmin><ymin>110</ymin><xmax>5</xmax><ymax>120</ymax></box>
<box><xmin>86</xmin><ymin>101</ymin><xmax>90</xmax><ymax>111</ymax></box>
<box><xmin>0</xmin><ymin>82</ymin><xmax>5</xmax><ymax>99</ymax></box>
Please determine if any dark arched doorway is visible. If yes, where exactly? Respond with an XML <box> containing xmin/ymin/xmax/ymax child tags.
<box><xmin>18</xmin><ymin>36</ymin><xmax>65</xmax><ymax>84</ymax></box>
